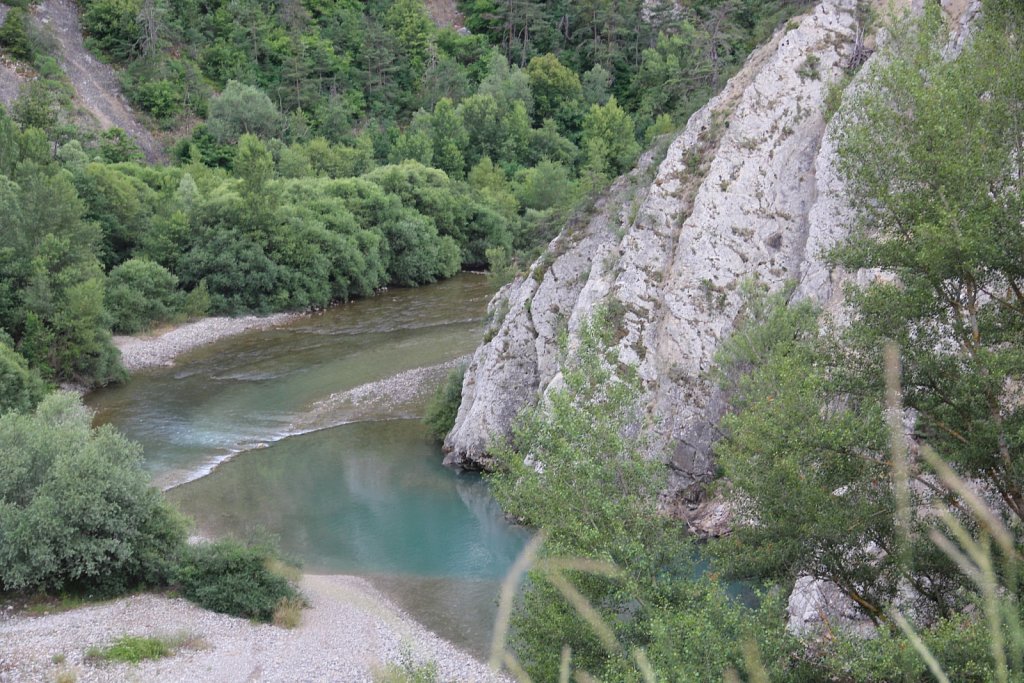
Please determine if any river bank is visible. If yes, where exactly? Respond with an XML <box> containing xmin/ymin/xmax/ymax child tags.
<box><xmin>0</xmin><ymin>574</ymin><xmax>507</xmax><ymax>682</ymax></box>
<box><xmin>113</xmin><ymin>312</ymin><xmax>302</xmax><ymax>371</ymax></box>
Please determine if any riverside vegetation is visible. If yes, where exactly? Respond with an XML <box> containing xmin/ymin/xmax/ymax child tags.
<box><xmin>0</xmin><ymin>392</ymin><xmax>302</xmax><ymax>624</ymax></box>
<box><xmin>0</xmin><ymin>0</ymin><xmax>811</xmax><ymax>632</ymax></box>
<box><xmin>0</xmin><ymin>0</ymin><xmax>1022</xmax><ymax>682</ymax></box>
<box><xmin>462</xmin><ymin>2</ymin><xmax>1024</xmax><ymax>681</ymax></box>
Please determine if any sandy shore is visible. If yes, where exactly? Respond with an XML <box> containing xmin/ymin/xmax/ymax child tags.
<box><xmin>114</xmin><ymin>314</ymin><xmax>301</xmax><ymax>372</ymax></box>
<box><xmin>0</xmin><ymin>574</ymin><xmax>507</xmax><ymax>682</ymax></box>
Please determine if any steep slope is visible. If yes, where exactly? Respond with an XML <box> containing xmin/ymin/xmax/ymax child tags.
<box><xmin>446</xmin><ymin>0</ymin><xmax>861</xmax><ymax>478</ymax></box>
<box><xmin>33</xmin><ymin>0</ymin><xmax>164</xmax><ymax>162</ymax></box>
<box><xmin>445</xmin><ymin>0</ymin><xmax>982</xmax><ymax>520</ymax></box>
<box><xmin>0</xmin><ymin>5</ymin><xmax>27</xmax><ymax>107</ymax></box>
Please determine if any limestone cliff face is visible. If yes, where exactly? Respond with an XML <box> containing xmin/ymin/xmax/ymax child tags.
<box><xmin>444</xmin><ymin>0</ymin><xmax>978</xmax><ymax>513</ymax></box>
<box><xmin>445</xmin><ymin>0</ymin><xmax>861</xmax><ymax>483</ymax></box>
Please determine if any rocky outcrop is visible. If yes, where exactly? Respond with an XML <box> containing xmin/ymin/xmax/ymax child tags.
<box><xmin>444</xmin><ymin>0</ymin><xmax>982</xmax><ymax>515</ymax></box>
<box><xmin>445</xmin><ymin>0</ymin><xmax>863</xmax><ymax>481</ymax></box>
<box><xmin>786</xmin><ymin>576</ymin><xmax>877</xmax><ymax>638</ymax></box>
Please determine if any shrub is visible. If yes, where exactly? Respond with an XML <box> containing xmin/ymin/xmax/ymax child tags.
<box><xmin>174</xmin><ymin>540</ymin><xmax>299</xmax><ymax>621</ymax></box>
<box><xmin>207</xmin><ymin>81</ymin><xmax>282</xmax><ymax>144</ymax></box>
<box><xmin>423</xmin><ymin>365</ymin><xmax>465</xmax><ymax>441</ymax></box>
<box><xmin>81</xmin><ymin>0</ymin><xmax>141</xmax><ymax>61</ymax></box>
<box><xmin>0</xmin><ymin>341</ymin><xmax>46</xmax><ymax>416</ymax></box>
<box><xmin>272</xmin><ymin>596</ymin><xmax>304</xmax><ymax>629</ymax></box>
<box><xmin>88</xmin><ymin>636</ymin><xmax>170</xmax><ymax>663</ymax></box>
<box><xmin>129</xmin><ymin>79</ymin><xmax>182</xmax><ymax>121</ymax></box>
<box><xmin>97</xmin><ymin>128</ymin><xmax>143</xmax><ymax>163</ymax></box>
<box><xmin>0</xmin><ymin>392</ymin><xmax>188</xmax><ymax>594</ymax></box>
<box><xmin>372</xmin><ymin>648</ymin><xmax>439</xmax><ymax>683</ymax></box>
<box><xmin>106</xmin><ymin>258</ymin><xmax>183</xmax><ymax>334</ymax></box>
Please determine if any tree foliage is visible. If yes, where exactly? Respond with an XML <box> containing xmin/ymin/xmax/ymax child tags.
<box><xmin>0</xmin><ymin>392</ymin><xmax>187</xmax><ymax>594</ymax></box>
<box><xmin>833</xmin><ymin>3</ymin><xmax>1024</xmax><ymax>522</ymax></box>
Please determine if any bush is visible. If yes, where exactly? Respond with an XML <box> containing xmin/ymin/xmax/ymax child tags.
<box><xmin>106</xmin><ymin>258</ymin><xmax>183</xmax><ymax>334</ymax></box>
<box><xmin>207</xmin><ymin>81</ymin><xmax>282</xmax><ymax>144</ymax></box>
<box><xmin>423</xmin><ymin>365</ymin><xmax>465</xmax><ymax>441</ymax></box>
<box><xmin>0</xmin><ymin>392</ymin><xmax>188</xmax><ymax>594</ymax></box>
<box><xmin>97</xmin><ymin>128</ymin><xmax>143</xmax><ymax>163</ymax></box>
<box><xmin>0</xmin><ymin>341</ymin><xmax>46</xmax><ymax>416</ymax></box>
<box><xmin>81</xmin><ymin>0</ymin><xmax>141</xmax><ymax>61</ymax></box>
<box><xmin>174</xmin><ymin>540</ymin><xmax>299</xmax><ymax>621</ymax></box>
<box><xmin>129</xmin><ymin>79</ymin><xmax>182</xmax><ymax>121</ymax></box>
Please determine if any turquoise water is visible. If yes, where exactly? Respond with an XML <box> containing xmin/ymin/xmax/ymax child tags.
<box><xmin>169</xmin><ymin>421</ymin><xmax>527</xmax><ymax>580</ymax></box>
<box><xmin>86</xmin><ymin>274</ymin><xmax>528</xmax><ymax>656</ymax></box>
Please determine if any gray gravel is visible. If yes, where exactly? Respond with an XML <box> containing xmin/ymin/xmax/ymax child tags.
<box><xmin>114</xmin><ymin>314</ymin><xmax>301</xmax><ymax>372</ymax></box>
<box><xmin>0</xmin><ymin>575</ymin><xmax>508</xmax><ymax>682</ymax></box>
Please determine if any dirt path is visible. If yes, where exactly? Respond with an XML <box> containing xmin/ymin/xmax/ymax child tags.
<box><xmin>32</xmin><ymin>0</ymin><xmax>165</xmax><ymax>162</ymax></box>
<box><xmin>0</xmin><ymin>4</ymin><xmax>28</xmax><ymax>108</ymax></box>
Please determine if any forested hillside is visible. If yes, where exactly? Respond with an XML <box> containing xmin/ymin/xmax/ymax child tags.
<box><xmin>0</xmin><ymin>0</ymin><xmax>808</xmax><ymax>391</ymax></box>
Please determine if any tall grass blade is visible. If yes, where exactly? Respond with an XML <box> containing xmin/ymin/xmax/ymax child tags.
<box><xmin>491</xmin><ymin>533</ymin><xmax>546</xmax><ymax>670</ymax></box>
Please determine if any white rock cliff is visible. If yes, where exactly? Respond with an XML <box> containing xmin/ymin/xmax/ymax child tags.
<box><xmin>444</xmin><ymin>0</ymin><xmax>980</xmax><ymax>523</ymax></box>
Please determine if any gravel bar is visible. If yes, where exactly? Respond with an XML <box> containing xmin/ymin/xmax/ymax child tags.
<box><xmin>114</xmin><ymin>314</ymin><xmax>301</xmax><ymax>372</ymax></box>
<box><xmin>0</xmin><ymin>574</ymin><xmax>508</xmax><ymax>682</ymax></box>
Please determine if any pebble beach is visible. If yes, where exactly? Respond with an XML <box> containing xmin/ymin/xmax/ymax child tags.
<box><xmin>0</xmin><ymin>575</ymin><xmax>507</xmax><ymax>682</ymax></box>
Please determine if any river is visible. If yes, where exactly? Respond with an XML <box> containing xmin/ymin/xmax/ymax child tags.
<box><xmin>85</xmin><ymin>274</ymin><xmax>529</xmax><ymax>658</ymax></box>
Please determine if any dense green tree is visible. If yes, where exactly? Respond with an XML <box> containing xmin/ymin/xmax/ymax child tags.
<box><xmin>0</xmin><ymin>7</ymin><xmax>33</xmax><ymax>62</ymax></box>
<box><xmin>97</xmin><ymin>129</ymin><xmax>145</xmax><ymax>163</ymax></box>
<box><xmin>708</xmin><ymin>0</ymin><xmax>1024</xmax><ymax>652</ymax></box>
<box><xmin>526</xmin><ymin>53</ymin><xmax>583</xmax><ymax>131</ymax></box>
<box><xmin>515</xmin><ymin>159</ymin><xmax>573</xmax><ymax>211</ymax></box>
<box><xmin>382</xmin><ymin>0</ymin><xmax>434</xmax><ymax>80</ymax></box>
<box><xmin>581</xmin><ymin>63</ymin><xmax>612</xmax><ymax>105</ymax></box>
<box><xmin>7</xmin><ymin>164</ymin><xmax>123</xmax><ymax>385</ymax></box>
<box><xmin>0</xmin><ymin>340</ymin><xmax>46</xmax><ymax>416</ymax></box>
<box><xmin>0</xmin><ymin>392</ymin><xmax>187</xmax><ymax>594</ymax></box>
<box><xmin>489</xmin><ymin>312</ymin><xmax>800</xmax><ymax>681</ymax></box>
<box><xmin>106</xmin><ymin>258</ymin><xmax>183</xmax><ymax>334</ymax></box>
<box><xmin>82</xmin><ymin>0</ymin><xmax>142</xmax><ymax>61</ymax></box>
<box><xmin>833</xmin><ymin>4</ymin><xmax>1024</xmax><ymax>521</ymax></box>
<box><xmin>427</xmin><ymin>98</ymin><xmax>468</xmax><ymax>178</ymax></box>
<box><xmin>581</xmin><ymin>95</ymin><xmax>639</xmax><ymax>176</ymax></box>
<box><xmin>458</xmin><ymin>93</ymin><xmax>503</xmax><ymax>167</ymax></box>
<box><xmin>12</xmin><ymin>80</ymin><xmax>68</xmax><ymax>133</ymax></box>
<box><xmin>207</xmin><ymin>81</ymin><xmax>282</xmax><ymax>144</ymax></box>
<box><xmin>477</xmin><ymin>51</ymin><xmax>533</xmax><ymax>113</ymax></box>
<box><xmin>74</xmin><ymin>162</ymin><xmax>155</xmax><ymax>269</ymax></box>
